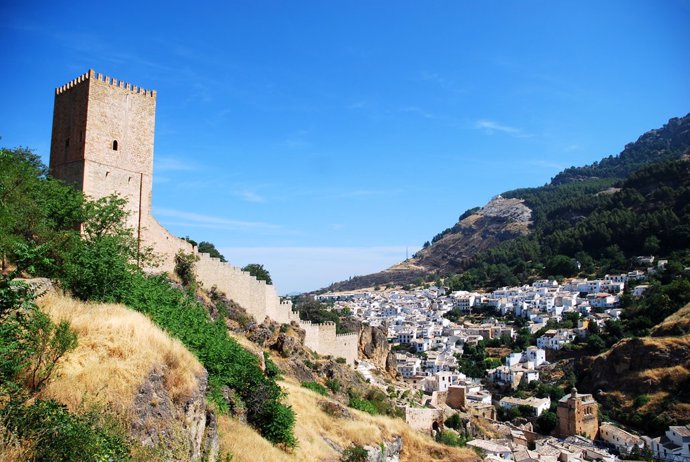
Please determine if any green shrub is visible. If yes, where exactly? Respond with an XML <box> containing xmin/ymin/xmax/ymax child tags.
<box><xmin>326</xmin><ymin>378</ymin><xmax>341</xmax><ymax>394</ymax></box>
<box><xmin>264</xmin><ymin>352</ymin><xmax>282</xmax><ymax>380</ymax></box>
<box><xmin>0</xmin><ymin>398</ymin><xmax>130</xmax><ymax>461</ymax></box>
<box><xmin>342</xmin><ymin>444</ymin><xmax>368</xmax><ymax>462</ymax></box>
<box><xmin>445</xmin><ymin>413</ymin><xmax>463</xmax><ymax>431</ymax></box>
<box><xmin>335</xmin><ymin>357</ymin><xmax>347</xmax><ymax>364</ymax></box>
<box><xmin>436</xmin><ymin>430</ymin><xmax>468</xmax><ymax>447</ymax></box>
<box><xmin>536</xmin><ymin>411</ymin><xmax>558</xmax><ymax>435</ymax></box>
<box><xmin>348</xmin><ymin>395</ymin><xmax>378</xmax><ymax>415</ymax></box>
<box><xmin>174</xmin><ymin>250</ymin><xmax>200</xmax><ymax>291</ymax></box>
<box><xmin>119</xmin><ymin>273</ymin><xmax>296</xmax><ymax>447</ymax></box>
<box><xmin>301</xmin><ymin>381</ymin><xmax>328</xmax><ymax>396</ymax></box>
<box><xmin>633</xmin><ymin>394</ymin><xmax>650</xmax><ymax>408</ymax></box>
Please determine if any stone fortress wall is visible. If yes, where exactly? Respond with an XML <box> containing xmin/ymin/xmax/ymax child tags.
<box><xmin>300</xmin><ymin>321</ymin><xmax>359</xmax><ymax>365</ymax></box>
<box><xmin>50</xmin><ymin>70</ymin><xmax>359</xmax><ymax>365</ymax></box>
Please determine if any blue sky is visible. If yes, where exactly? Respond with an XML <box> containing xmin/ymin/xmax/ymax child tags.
<box><xmin>1</xmin><ymin>1</ymin><xmax>689</xmax><ymax>293</ymax></box>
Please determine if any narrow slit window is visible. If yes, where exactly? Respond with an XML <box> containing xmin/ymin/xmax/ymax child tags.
<box><xmin>105</xmin><ymin>171</ymin><xmax>110</xmax><ymax>177</ymax></box>
<box><xmin>112</xmin><ymin>140</ymin><xmax>118</xmax><ymax>151</ymax></box>
<box><xmin>65</xmin><ymin>138</ymin><xmax>70</xmax><ymax>148</ymax></box>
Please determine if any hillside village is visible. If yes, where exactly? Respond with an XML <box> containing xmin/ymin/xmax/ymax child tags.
<box><xmin>314</xmin><ymin>257</ymin><xmax>690</xmax><ymax>462</ymax></box>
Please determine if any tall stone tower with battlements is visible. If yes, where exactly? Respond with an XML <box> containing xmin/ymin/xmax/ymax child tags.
<box><xmin>50</xmin><ymin>69</ymin><xmax>156</xmax><ymax>238</ymax></box>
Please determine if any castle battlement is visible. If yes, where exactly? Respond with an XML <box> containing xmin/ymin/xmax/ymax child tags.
<box><xmin>336</xmin><ymin>332</ymin><xmax>359</xmax><ymax>338</ymax></box>
<box><xmin>55</xmin><ymin>69</ymin><xmax>156</xmax><ymax>97</ymax></box>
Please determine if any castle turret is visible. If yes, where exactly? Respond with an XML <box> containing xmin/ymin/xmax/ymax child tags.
<box><xmin>50</xmin><ymin>69</ymin><xmax>157</xmax><ymax>237</ymax></box>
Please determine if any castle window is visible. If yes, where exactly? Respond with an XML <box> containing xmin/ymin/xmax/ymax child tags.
<box><xmin>65</xmin><ymin>138</ymin><xmax>70</xmax><ymax>148</ymax></box>
<box><xmin>112</xmin><ymin>140</ymin><xmax>118</xmax><ymax>151</ymax></box>
<box><xmin>128</xmin><ymin>176</ymin><xmax>132</xmax><ymax>183</ymax></box>
<box><xmin>105</xmin><ymin>171</ymin><xmax>110</xmax><ymax>177</ymax></box>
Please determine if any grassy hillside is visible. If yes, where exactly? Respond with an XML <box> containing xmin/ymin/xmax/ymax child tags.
<box><xmin>21</xmin><ymin>290</ymin><xmax>478</xmax><ymax>462</ymax></box>
<box><xmin>39</xmin><ymin>292</ymin><xmax>204</xmax><ymax>415</ymax></box>
<box><xmin>220</xmin><ymin>378</ymin><xmax>478</xmax><ymax>462</ymax></box>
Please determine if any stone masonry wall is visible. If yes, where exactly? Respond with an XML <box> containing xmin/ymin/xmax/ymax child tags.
<box><xmin>51</xmin><ymin>70</ymin><xmax>358</xmax><ymax>366</ymax></box>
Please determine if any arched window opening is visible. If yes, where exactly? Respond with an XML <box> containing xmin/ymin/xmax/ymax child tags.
<box><xmin>112</xmin><ymin>140</ymin><xmax>119</xmax><ymax>151</ymax></box>
<box><xmin>105</xmin><ymin>171</ymin><xmax>110</xmax><ymax>177</ymax></box>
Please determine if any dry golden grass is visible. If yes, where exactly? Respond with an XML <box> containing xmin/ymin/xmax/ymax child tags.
<box><xmin>0</xmin><ymin>422</ymin><xmax>33</xmax><ymax>462</ymax></box>
<box><xmin>651</xmin><ymin>303</ymin><xmax>690</xmax><ymax>337</ymax></box>
<box><xmin>219</xmin><ymin>377</ymin><xmax>478</xmax><ymax>462</ymax></box>
<box><xmin>37</xmin><ymin>292</ymin><xmax>204</xmax><ymax>415</ymax></box>
<box><xmin>638</xmin><ymin>364</ymin><xmax>690</xmax><ymax>384</ymax></box>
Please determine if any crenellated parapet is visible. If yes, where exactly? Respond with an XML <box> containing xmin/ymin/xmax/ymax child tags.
<box><xmin>55</xmin><ymin>69</ymin><xmax>156</xmax><ymax>97</ymax></box>
<box><xmin>335</xmin><ymin>332</ymin><xmax>359</xmax><ymax>339</ymax></box>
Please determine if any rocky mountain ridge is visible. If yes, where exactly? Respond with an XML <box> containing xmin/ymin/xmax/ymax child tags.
<box><xmin>326</xmin><ymin>195</ymin><xmax>533</xmax><ymax>291</ymax></box>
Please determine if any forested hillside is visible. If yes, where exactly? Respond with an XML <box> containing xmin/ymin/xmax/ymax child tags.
<box><xmin>326</xmin><ymin>113</ymin><xmax>690</xmax><ymax>292</ymax></box>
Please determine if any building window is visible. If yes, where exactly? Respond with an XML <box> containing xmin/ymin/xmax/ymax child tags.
<box><xmin>112</xmin><ymin>140</ymin><xmax>118</xmax><ymax>151</ymax></box>
<box><xmin>65</xmin><ymin>138</ymin><xmax>70</xmax><ymax>148</ymax></box>
<box><xmin>105</xmin><ymin>171</ymin><xmax>110</xmax><ymax>177</ymax></box>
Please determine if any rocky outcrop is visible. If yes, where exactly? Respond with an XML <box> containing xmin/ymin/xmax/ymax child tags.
<box><xmin>326</xmin><ymin>195</ymin><xmax>532</xmax><ymax>291</ymax></box>
<box><xmin>576</xmin><ymin>335</ymin><xmax>690</xmax><ymax>395</ymax></box>
<box><xmin>362</xmin><ymin>436</ymin><xmax>403</xmax><ymax>462</ymax></box>
<box><xmin>132</xmin><ymin>366</ymin><xmax>219</xmax><ymax>461</ymax></box>
<box><xmin>359</xmin><ymin>325</ymin><xmax>397</xmax><ymax>377</ymax></box>
<box><xmin>576</xmin><ymin>304</ymin><xmax>690</xmax><ymax>434</ymax></box>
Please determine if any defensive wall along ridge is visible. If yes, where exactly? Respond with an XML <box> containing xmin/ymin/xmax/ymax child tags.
<box><xmin>49</xmin><ymin>70</ymin><xmax>359</xmax><ymax>365</ymax></box>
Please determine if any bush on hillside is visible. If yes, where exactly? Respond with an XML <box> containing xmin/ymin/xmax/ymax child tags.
<box><xmin>0</xmin><ymin>271</ymin><xmax>131</xmax><ymax>461</ymax></box>
<box><xmin>301</xmin><ymin>381</ymin><xmax>328</xmax><ymax>396</ymax></box>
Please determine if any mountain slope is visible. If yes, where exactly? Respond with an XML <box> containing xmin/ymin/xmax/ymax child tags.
<box><xmin>325</xmin><ymin>113</ymin><xmax>690</xmax><ymax>292</ymax></box>
<box><xmin>576</xmin><ymin>303</ymin><xmax>690</xmax><ymax>436</ymax></box>
<box><xmin>327</xmin><ymin>196</ymin><xmax>533</xmax><ymax>291</ymax></box>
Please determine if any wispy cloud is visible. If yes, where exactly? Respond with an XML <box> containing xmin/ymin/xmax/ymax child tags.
<box><xmin>236</xmin><ymin>191</ymin><xmax>265</xmax><ymax>203</ymax></box>
<box><xmin>154</xmin><ymin>156</ymin><xmax>199</xmax><ymax>172</ymax></box>
<box><xmin>474</xmin><ymin>119</ymin><xmax>533</xmax><ymax>138</ymax></box>
<box><xmin>399</xmin><ymin>106</ymin><xmax>436</xmax><ymax>119</ymax></box>
<box><xmin>154</xmin><ymin>207</ymin><xmax>282</xmax><ymax>231</ymax></box>
<box><xmin>419</xmin><ymin>71</ymin><xmax>467</xmax><ymax>95</ymax></box>
<box><xmin>348</xmin><ymin>101</ymin><xmax>369</xmax><ymax>110</ymax></box>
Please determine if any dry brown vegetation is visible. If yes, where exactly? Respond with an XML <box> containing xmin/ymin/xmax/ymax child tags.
<box><xmin>37</xmin><ymin>292</ymin><xmax>204</xmax><ymax>415</ymax></box>
<box><xmin>652</xmin><ymin>302</ymin><xmax>690</xmax><ymax>337</ymax></box>
<box><xmin>219</xmin><ymin>377</ymin><xmax>478</xmax><ymax>462</ymax></box>
<box><xmin>0</xmin><ymin>421</ymin><xmax>34</xmax><ymax>462</ymax></box>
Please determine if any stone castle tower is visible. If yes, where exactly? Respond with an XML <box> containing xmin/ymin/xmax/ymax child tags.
<box><xmin>50</xmin><ymin>69</ymin><xmax>156</xmax><ymax>237</ymax></box>
<box><xmin>556</xmin><ymin>388</ymin><xmax>599</xmax><ymax>440</ymax></box>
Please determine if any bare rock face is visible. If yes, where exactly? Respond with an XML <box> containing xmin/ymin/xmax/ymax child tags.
<box><xmin>362</xmin><ymin>436</ymin><xmax>403</xmax><ymax>462</ymax></box>
<box><xmin>359</xmin><ymin>325</ymin><xmax>397</xmax><ymax>377</ymax></box>
<box><xmin>132</xmin><ymin>366</ymin><xmax>218</xmax><ymax>461</ymax></box>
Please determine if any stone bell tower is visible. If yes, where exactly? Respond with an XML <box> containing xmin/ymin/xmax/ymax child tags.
<box><xmin>49</xmin><ymin>69</ymin><xmax>157</xmax><ymax>237</ymax></box>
